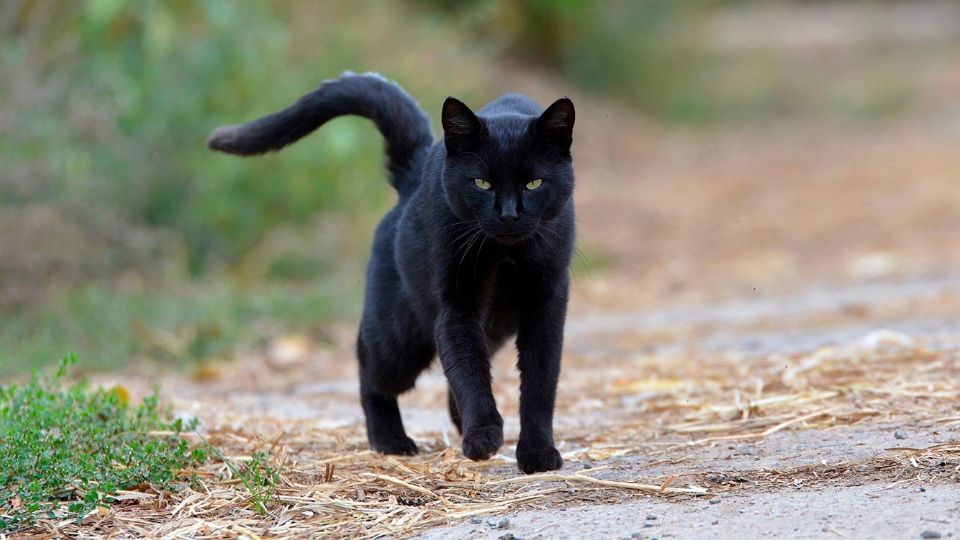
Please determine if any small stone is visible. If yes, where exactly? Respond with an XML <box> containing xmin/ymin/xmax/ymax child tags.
<box><xmin>920</xmin><ymin>531</ymin><xmax>941</xmax><ymax>539</ymax></box>
<box><xmin>894</xmin><ymin>431</ymin><xmax>907</xmax><ymax>440</ymax></box>
<box><xmin>709</xmin><ymin>497</ymin><xmax>721</xmax><ymax>505</ymax></box>
<box><xmin>646</xmin><ymin>515</ymin><xmax>658</xmax><ymax>520</ymax></box>
<box><xmin>488</xmin><ymin>518</ymin><xmax>510</xmax><ymax>529</ymax></box>
<box><xmin>919</xmin><ymin>486</ymin><xmax>926</xmax><ymax>492</ymax></box>
<box><xmin>644</xmin><ymin>522</ymin><xmax>655</xmax><ymax>528</ymax></box>
<box><xmin>498</xmin><ymin>534</ymin><xmax>520</xmax><ymax>540</ymax></box>
<box><xmin>469</xmin><ymin>517</ymin><xmax>482</xmax><ymax>524</ymax></box>
<box><xmin>711</xmin><ymin>521</ymin><xmax>719</xmax><ymax>525</ymax></box>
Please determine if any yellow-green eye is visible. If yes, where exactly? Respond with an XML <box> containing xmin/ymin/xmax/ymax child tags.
<box><xmin>474</xmin><ymin>179</ymin><xmax>492</xmax><ymax>190</ymax></box>
<box><xmin>526</xmin><ymin>179</ymin><xmax>543</xmax><ymax>190</ymax></box>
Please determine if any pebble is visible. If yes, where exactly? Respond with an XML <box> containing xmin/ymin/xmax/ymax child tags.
<box><xmin>920</xmin><ymin>531</ymin><xmax>941</xmax><ymax>539</ymax></box>
<box><xmin>498</xmin><ymin>534</ymin><xmax>520</xmax><ymax>540</ymax></box>
<box><xmin>709</xmin><ymin>497</ymin><xmax>721</xmax><ymax>505</ymax></box>
<box><xmin>469</xmin><ymin>518</ymin><xmax>482</xmax><ymax>524</ymax></box>
<box><xmin>488</xmin><ymin>518</ymin><xmax>510</xmax><ymax>529</ymax></box>
<box><xmin>894</xmin><ymin>431</ymin><xmax>907</xmax><ymax>440</ymax></box>
<box><xmin>646</xmin><ymin>515</ymin><xmax>658</xmax><ymax>520</ymax></box>
<box><xmin>919</xmin><ymin>486</ymin><xmax>926</xmax><ymax>492</ymax></box>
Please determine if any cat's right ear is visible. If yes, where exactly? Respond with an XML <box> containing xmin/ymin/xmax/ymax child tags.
<box><xmin>441</xmin><ymin>97</ymin><xmax>482</xmax><ymax>153</ymax></box>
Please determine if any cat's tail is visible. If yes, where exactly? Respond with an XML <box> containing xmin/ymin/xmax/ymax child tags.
<box><xmin>207</xmin><ymin>72</ymin><xmax>434</xmax><ymax>197</ymax></box>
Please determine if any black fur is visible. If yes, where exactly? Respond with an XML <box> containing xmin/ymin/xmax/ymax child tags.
<box><xmin>208</xmin><ymin>72</ymin><xmax>576</xmax><ymax>474</ymax></box>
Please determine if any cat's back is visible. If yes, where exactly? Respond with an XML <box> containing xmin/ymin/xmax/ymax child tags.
<box><xmin>478</xmin><ymin>93</ymin><xmax>541</xmax><ymax>118</ymax></box>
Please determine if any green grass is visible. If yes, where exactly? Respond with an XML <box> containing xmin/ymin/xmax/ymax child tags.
<box><xmin>0</xmin><ymin>355</ymin><xmax>284</xmax><ymax>531</ymax></box>
<box><xmin>0</xmin><ymin>354</ymin><xmax>205</xmax><ymax>530</ymax></box>
<box><xmin>208</xmin><ymin>446</ymin><xmax>281</xmax><ymax>516</ymax></box>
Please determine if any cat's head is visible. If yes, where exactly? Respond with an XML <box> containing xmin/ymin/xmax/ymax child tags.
<box><xmin>440</xmin><ymin>96</ymin><xmax>575</xmax><ymax>245</ymax></box>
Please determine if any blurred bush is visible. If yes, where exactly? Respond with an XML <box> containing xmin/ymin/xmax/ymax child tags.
<box><xmin>418</xmin><ymin>0</ymin><xmax>957</xmax><ymax>122</ymax></box>
<box><xmin>1</xmin><ymin>1</ymin><xmax>388</xmax><ymax>288</ymax></box>
<box><xmin>0</xmin><ymin>0</ymin><xmax>494</xmax><ymax>373</ymax></box>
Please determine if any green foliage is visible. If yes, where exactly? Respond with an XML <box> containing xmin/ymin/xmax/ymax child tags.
<box><xmin>206</xmin><ymin>445</ymin><xmax>280</xmax><ymax>515</ymax></box>
<box><xmin>2</xmin><ymin>0</ymin><xmax>496</xmax><ymax>375</ymax></box>
<box><xmin>2</xmin><ymin>1</ymin><xmax>387</xmax><ymax>276</ymax></box>
<box><xmin>0</xmin><ymin>354</ymin><xmax>206</xmax><ymax>531</ymax></box>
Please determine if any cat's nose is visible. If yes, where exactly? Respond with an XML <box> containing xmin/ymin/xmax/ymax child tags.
<box><xmin>499</xmin><ymin>199</ymin><xmax>519</xmax><ymax>226</ymax></box>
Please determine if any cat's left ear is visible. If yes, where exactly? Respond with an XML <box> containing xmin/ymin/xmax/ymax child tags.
<box><xmin>442</xmin><ymin>97</ymin><xmax>482</xmax><ymax>154</ymax></box>
<box><xmin>535</xmin><ymin>97</ymin><xmax>575</xmax><ymax>150</ymax></box>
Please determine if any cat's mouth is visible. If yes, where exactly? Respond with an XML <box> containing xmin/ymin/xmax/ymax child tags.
<box><xmin>493</xmin><ymin>231</ymin><xmax>529</xmax><ymax>245</ymax></box>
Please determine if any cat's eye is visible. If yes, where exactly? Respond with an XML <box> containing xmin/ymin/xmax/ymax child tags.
<box><xmin>474</xmin><ymin>179</ymin><xmax>492</xmax><ymax>190</ymax></box>
<box><xmin>526</xmin><ymin>179</ymin><xmax>543</xmax><ymax>190</ymax></box>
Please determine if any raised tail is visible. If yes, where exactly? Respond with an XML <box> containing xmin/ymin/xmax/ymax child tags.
<box><xmin>207</xmin><ymin>72</ymin><xmax>434</xmax><ymax>196</ymax></box>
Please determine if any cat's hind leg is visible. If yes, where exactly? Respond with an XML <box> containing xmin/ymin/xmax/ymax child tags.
<box><xmin>357</xmin><ymin>332</ymin><xmax>434</xmax><ymax>455</ymax></box>
<box><xmin>359</xmin><ymin>383</ymin><xmax>418</xmax><ymax>455</ymax></box>
<box><xmin>357</xmin><ymin>334</ymin><xmax>417</xmax><ymax>455</ymax></box>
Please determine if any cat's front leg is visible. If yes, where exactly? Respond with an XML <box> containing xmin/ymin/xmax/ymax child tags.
<box><xmin>435</xmin><ymin>309</ymin><xmax>504</xmax><ymax>460</ymax></box>
<box><xmin>515</xmin><ymin>279</ymin><xmax>568</xmax><ymax>474</ymax></box>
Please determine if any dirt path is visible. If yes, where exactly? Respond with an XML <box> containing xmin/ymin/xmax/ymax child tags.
<box><xmin>99</xmin><ymin>270</ymin><xmax>957</xmax><ymax>538</ymax></box>
<box><xmin>418</xmin><ymin>484</ymin><xmax>959</xmax><ymax>539</ymax></box>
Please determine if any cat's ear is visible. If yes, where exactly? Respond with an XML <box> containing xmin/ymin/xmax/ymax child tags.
<box><xmin>442</xmin><ymin>97</ymin><xmax>481</xmax><ymax>153</ymax></box>
<box><xmin>535</xmin><ymin>97</ymin><xmax>575</xmax><ymax>151</ymax></box>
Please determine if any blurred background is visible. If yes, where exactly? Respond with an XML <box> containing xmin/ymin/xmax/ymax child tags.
<box><xmin>2</xmin><ymin>0</ymin><xmax>960</xmax><ymax>377</ymax></box>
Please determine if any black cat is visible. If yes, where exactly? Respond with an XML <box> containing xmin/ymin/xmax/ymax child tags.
<box><xmin>208</xmin><ymin>72</ymin><xmax>575</xmax><ymax>474</ymax></box>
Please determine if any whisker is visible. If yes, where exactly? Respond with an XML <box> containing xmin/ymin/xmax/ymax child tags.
<box><xmin>536</xmin><ymin>222</ymin><xmax>588</xmax><ymax>279</ymax></box>
<box><xmin>430</xmin><ymin>219</ymin><xmax>481</xmax><ymax>236</ymax></box>
<box><xmin>472</xmin><ymin>234</ymin><xmax>488</xmax><ymax>282</ymax></box>
<box><xmin>448</xmin><ymin>223</ymin><xmax>482</xmax><ymax>247</ymax></box>
<box><xmin>574</xmin><ymin>246</ymin><xmax>591</xmax><ymax>277</ymax></box>
<box><xmin>456</xmin><ymin>230</ymin><xmax>483</xmax><ymax>288</ymax></box>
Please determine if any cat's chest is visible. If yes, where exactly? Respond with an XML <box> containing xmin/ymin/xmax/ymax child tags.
<box><xmin>487</xmin><ymin>257</ymin><xmax>529</xmax><ymax>301</ymax></box>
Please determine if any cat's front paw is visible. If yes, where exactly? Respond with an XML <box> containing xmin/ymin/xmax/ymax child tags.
<box><xmin>372</xmin><ymin>435</ymin><xmax>418</xmax><ymax>456</ymax></box>
<box><xmin>516</xmin><ymin>445</ymin><xmax>563</xmax><ymax>474</ymax></box>
<box><xmin>462</xmin><ymin>424</ymin><xmax>504</xmax><ymax>461</ymax></box>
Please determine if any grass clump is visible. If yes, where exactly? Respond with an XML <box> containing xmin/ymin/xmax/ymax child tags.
<box><xmin>0</xmin><ymin>354</ymin><xmax>206</xmax><ymax>531</ymax></box>
<box><xmin>210</xmin><ymin>447</ymin><xmax>281</xmax><ymax>516</ymax></box>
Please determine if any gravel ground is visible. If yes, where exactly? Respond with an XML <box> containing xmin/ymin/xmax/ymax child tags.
<box><xmin>418</xmin><ymin>484</ymin><xmax>959</xmax><ymax>540</ymax></box>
